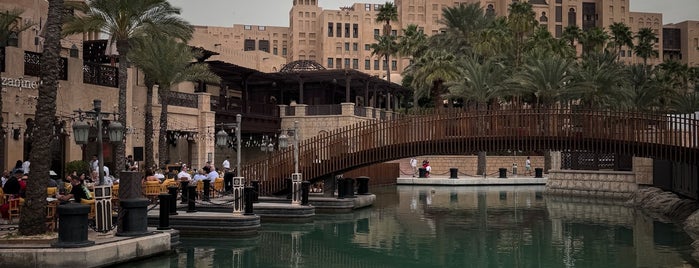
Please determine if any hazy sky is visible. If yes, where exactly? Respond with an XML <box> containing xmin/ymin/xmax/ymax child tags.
<box><xmin>167</xmin><ymin>0</ymin><xmax>698</xmax><ymax>27</ymax></box>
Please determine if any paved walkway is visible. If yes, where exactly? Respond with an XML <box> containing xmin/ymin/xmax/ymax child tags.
<box><xmin>397</xmin><ymin>174</ymin><xmax>547</xmax><ymax>186</ymax></box>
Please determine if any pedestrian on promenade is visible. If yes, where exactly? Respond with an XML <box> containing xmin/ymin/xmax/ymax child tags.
<box><xmin>410</xmin><ymin>157</ymin><xmax>418</xmax><ymax>177</ymax></box>
<box><xmin>525</xmin><ymin>156</ymin><xmax>532</xmax><ymax>176</ymax></box>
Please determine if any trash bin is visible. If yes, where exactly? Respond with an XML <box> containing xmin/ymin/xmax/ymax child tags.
<box><xmin>498</xmin><ymin>168</ymin><xmax>507</xmax><ymax>178</ymax></box>
<box><xmin>534</xmin><ymin>168</ymin><xmax>543</xmax><ymax>178</ymax></box>
<box><xmin>418</xmin><ymin>168</ymin><xmax>427</xmax><ymax>178</ymax></box>
<box><xmin>449</xmin><ymin>168</ymin><xmax>458</xmax><ymax>179</ymax></box>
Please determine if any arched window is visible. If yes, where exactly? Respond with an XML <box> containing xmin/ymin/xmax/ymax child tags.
<box><xmin>486</xmin><ymin>4</ymin><xmax>495</xmax><ymax>16</ymax></box>
<box><xmin>540</xmin><ymin>12</ymin><xmax>548</xmax><ymax>23</ymax></box>
<box><xmin>568</xmin><ymin>8</ymin><xmax>576</xmax><ymax>26</ymax></box>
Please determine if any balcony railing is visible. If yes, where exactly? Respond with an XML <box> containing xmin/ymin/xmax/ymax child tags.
<box><xmin>24</xmin><ymin>51</ymin><xmax>68</xmax><ymax>80</ymax></box>
<box><xmin>83</xmin><ymin>62</ymin><xmax>117</xmax><ymax>88</ymax></box>
<box><xmin>162</xmin><ymin>91</ymin><xmax>198</xmax><ymax>108</ymax></box>
<box><xmin>307</xmin><ymin>104</ymin><xmax>341</xmax><ymax>116</ymax></box>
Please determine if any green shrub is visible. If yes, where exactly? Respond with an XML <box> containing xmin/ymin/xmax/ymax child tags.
<box><xmin>65</xmin><ymin>160</ymin><xmax>90</xmax><ymax>177</ymax></box>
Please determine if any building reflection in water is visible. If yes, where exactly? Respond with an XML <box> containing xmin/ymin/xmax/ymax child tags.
<box><xmin>124</xmin><ymin>185</ymin><xmax>697</xmax><ymax>268</ymax></box>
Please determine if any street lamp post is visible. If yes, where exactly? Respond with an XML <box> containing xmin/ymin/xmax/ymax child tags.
<box><xmin>216</xmin><ymin>114</ymin><xmax>244</xmax><ymax>214</ymax></box>
<box><xmin>260</xmin><ymin>136</ymin><xmax>274</xmax><ymax>182</ymax></box>
<box><xmin>278</xmin><ymin>120</ymin><xmax>301</xmax><ymax>205</ymax></box>
<box><xmin>72</xmin><ymin>99</ymin><xmax>124</xmax><ymax>232</ymax></box>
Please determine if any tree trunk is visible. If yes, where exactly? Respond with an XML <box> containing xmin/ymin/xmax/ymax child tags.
<box><xmin>20</xmin><ymin>0</ymin><xmax>64</xmax><ymax>235</ymax></box>
<box><xmin>115</xmin><ymin>40</ymin><xmax>130</xmax><ymax>179</ymax></box>
<box><xmin>476</xmin><ymin>102</ymin><xmax>487</xmax><ymax>176</ymax></box>
<box><xmin>158</xmin><ymin>86</ymin><xmax>170</xmax><ymax>169</ymax></box>
<box><xmin>144</xmin><ymin>80</ymin><xmax>155</xmax><ymax>170</ymax></box>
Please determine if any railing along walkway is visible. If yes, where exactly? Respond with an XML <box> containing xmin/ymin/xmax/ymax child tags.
<box><xmin>241</xmin><ymin>107</ymin><xmax>699</xmax><ymax>195</ymax></box>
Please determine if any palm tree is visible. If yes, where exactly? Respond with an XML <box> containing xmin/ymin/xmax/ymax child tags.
<box><xmin>398</xmin><ymin>24</ymin><xmax>428</xmax><ymax>59</ymax></box>
<box><xmin>634</xmin><ymin>27</ymin><xmax>659</xmax><ymax>66</ymax></box>
<box><xmin>129</xmin><ymin>36</ymin><xmax>220</xmax><ymax>168</ymax></box>
<box><xmin>143</xmin><ymin>77</ymin><xmax>156</xmax><ymax>170</ymax></box>
<box><xmin>445</xmin><ymin>57</ymin><xmax>506</xmax><ymax>175</ymax></box>
<box><xmin>439</xmin><ymin>3</ymin><xmax>490</xmax><ymax>49</ymax></box>
<box><xmin>0</xmin><ymin>9</ymin><xmax>34</xmax><ymax>140</ymax></box>
<box><xmin>507</xmin><ymin>1</ymin><xmax>538</xmax><ymax>68</ymax></box>
<box><xmin>608</xmin><ymin>22</ymin><xmax>634</xmax><ymax>60</ymax></box>
<box><xmin>571</xmin><ymin>52</ymin><xmax>630</xmax><ymax>109</ymax></box>
<box><xmin>370</xmin><ymin>34</ymin><xmax>399</xmax><ymax>84</ymax></box>
<box><xmin>624</xmin><ymin>64</ymin><xmax>663</xmax><ymax>111</ymax></box>
<box><xmin>404</xmin><ymin>49</ymin><xmax>462</xmax><ymax>109</ymax></box>
<box><xmin>64</xmin><ymin>0</ymin><xmax>192</xmax><ymax>174</ymax></box>
<box><xmin>376</xmin><ymin>2</ymin><xmax>398</xmax><ymax>36</ymax></box>
<box><xmin>513</xmin><ymin>55</ymin><xmax>578</xmax><ymax>107</ymax></box>
<box><xmin>580</xmin><ymin>27</ymin><xmax>609</xmax><ymax>56</ymax></box>
<box><xmin>562</xmin><ymin>25</ymin><xmax>582</xmax><ymax>48</ymax></box>
<box><xmin>20</xmin><ymin>0</ymin><xmax>64</xmax><ymax>236</ymax></box>
<box><xmin>474</xmin><ymin>17</ymin><xmax>512</xmax><ymax>59</ymax></box>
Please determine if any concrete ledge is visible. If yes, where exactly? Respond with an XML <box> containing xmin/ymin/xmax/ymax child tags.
<box><xmin>253</xmin><ymin>203</ymin><xmax>315</xmax><ymax>223</ymax></box>
<box><xmin>397</xmin><ymin>177</ymin><xmax>547</xmax><ymax>186</ymax></box>
<box><xmin>148</xmin><ymin>211</ymin><xmax>260</xmax><ymax>237</ymax></box>
<box><xmin>0</xmin><ymin>231</ymin><xmax>171</xmax><ymax>268</ymax></box>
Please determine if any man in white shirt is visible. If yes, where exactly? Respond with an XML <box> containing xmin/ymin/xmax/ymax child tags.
<box><xmin>177</xmin><ymin>165</ymin><xmax>192</xmax><ymax>181</ymax></box>
<box><xmin>410</xmin><ymin>158</ymin><xmax>418</xmax><ymax>177</ymax></box>
<box><xmin>222</xmin><ymin>156</ymin><xmax>231</xmax><ymax>172</ymax></box>
<box><xmin>89</xmin><ymin>155</ymin><xmax>99</xmax><ymax>174</ymax></box>
<box><xmin>204</xmin><ymin>166</ymin><xmax>219</xmax><ymax>182</ymax></box>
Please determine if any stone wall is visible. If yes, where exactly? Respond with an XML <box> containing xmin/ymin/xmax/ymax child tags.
<box><xmin>391</xmin><ymin>155</ymin><xmax>545</xmax><ymax>177</ymax></box>
<box><xmin>545</xmin><ymin>169</ymin><xmax>638</xmax><ymax>199</ymax></box>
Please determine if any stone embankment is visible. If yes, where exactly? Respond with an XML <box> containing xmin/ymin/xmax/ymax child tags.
<box><xmin>631</xmin><ymin>187</ymin><xmax>699</xmax><ymax>260</ymax></box>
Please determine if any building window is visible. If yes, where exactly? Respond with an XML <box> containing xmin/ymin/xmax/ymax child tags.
<box><xmin>353</xmin><ymin>59</ymin><xmax>359</xmax><ymax>69</ymax></box>
<box><xmin>391</xmin><ymin>60</ymin><xmax>397</xmax><ymax>71</ymax></box>
<box><xmin>328</xmin><ymin>22</ymin><xmax>333</xmax><ymax>37</ymax></box>
<box><xmin>374</xmin><ymin>60</ymin><xmax>379</xmax><ymax>70</ymax></box>
<box><xmin>282</xmin><ymin>47</ymin><xmax>287</xmax><ymax>55</ymax></box>
<box><xmin>540</xmin><ymin>12</ymin><xmax>548</xmax><ymax>23</ymax></box>
<box><xmin>327</xmin><ymin>58</ymin><xmax>334</xmax><ymax>68</ymax></box>
<box><xmin>345</xmin><ymin>42</ymin><xmax>350</xmax><ymax>51</ymax></box>
<box><xmin>345</xmin><ymin>23</ymin><xmax>350</xmax><ymax>38</ymax></box>
<box><xmin>336</xmin><ymin>23</ymin><xmax>342</xmax><ymax>37</ymax></box>
<box><xmin>365</xmin><ymin>44</ymin><xmax>371</xmax><ymax>51</ymax></box>
<box><xmin>336</xmin><ymin>58</ymin><xmax>342</xmax><ymax>69</ymax></box>
<box><xmin>620</xmin><ymin>50</ymin><xmax>625</xmax><ymax>57</ymax></box>
<box><xmin>391</xmin><ymin>30</ymin><xmax>397</xmax><ymax>36</ymax></box>
<box><xmin>365</xmin><ymin>4</ymin><xmax>371</xmax><ymax>11</ymax></box>
<box><xmin>365</xmin><ymin>59</ymin><xmax>371</xmax><ymax>70</ymax></box>
<box><xmin>353</xmin><ymin>42</ymin><xmax>358</xmax><ymax>51</ymax></box>
<box><xmin>273</xmin><ymin>47</ymin><xmax>278</xmax><ymax>55</ymax></box>
<box><xmin>374</xmin><ymin>29</ymin><xmax>380</xmax><ymax>37</ymax></box>
<box><xmin>259</xmin><ymin>40</ymin><xmax>270</xmax><ymax>52</ymax></box>
<box><xmin>244</xmin><ymin>39</ymin><xmax>255</xmax><ymax>51</ymax></box>
<box><xmin>244</xmin><ymin>25</ymin><xmax>252</xmax><ymax>30</ymax></box>
<box><xmin>344</xmin><ymin>58</ymin><xmax>350</xmax><ymax>69</ymax></box>
<box><xmin>353</xmin><ymin>24</ymin><xmax>359</xmax><ymax>38</ymax></box>
<box><xmin>374</xmin><ymin>4</ymin><xmax>382</xmax><ymax>10</ymax></box>
<box><xmin>568</xmin><ymin>8</ymin><xmax>576</xmax><ymax>26</ymax></box>
<box><xmin>383</xmin><ymin>59</ymin><xmax>387</xmax><ymax>70</ymax></box>
<box><xmin>555</xmin><ymin>6</ymin><xmax>562</xmax><ymax>22</ymax></box>
<box><xmin>258</xmin><ymin>26</ymin><xmax>266</xmax><ymax>31</ymax></box>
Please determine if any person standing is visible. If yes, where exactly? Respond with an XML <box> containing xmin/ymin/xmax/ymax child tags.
<box><xmin>525</xmin><ymin>156</ymin><xmax>532</xmax><ymax>176</ymax></box>
<box><xmin>21</xmin><ymin>160</ymin><xmax>30</xmax><ymax>174</ymax></box>
<box><xmin>89</xmin><ymin>155</ymin><xmax>99</xmax><ymax>174</ymax></box>
<box><xmin>222</xmin><ymin>156</ymin><xmax>231</xmax><ymax>172</ymax></box>
<box><xmin>410</xmin><ymin>157</ymin><xmax>418</xmax><ymax>177</ymax></box>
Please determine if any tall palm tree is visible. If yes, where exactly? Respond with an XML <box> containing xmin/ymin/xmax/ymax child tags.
<box><xmin>474</xmin><ymin>17</ymin><xmax>512</xmax><ymax>59</ymax></box>
<box><xmin>513</xmin><ymin>55</ymin><xmax>578</xmax><ymax>107</ymax></box>
<box><xmin>143</xmin><ymin>77</ymin><xmax>155</xmax><ymax>170</ymax></box>
<box><xmin>562</xmin><ymin>25</ymin><xmax>582</xmax><ymax>48</ymax></box>
<box><xmin>439</xmin><ymin>3</ymin><xmax>490</xmax><ymax>49</ymax></box>
<box><xmin>64</xmin><ymin>0</ymin><xmax>192</xmax><ymax>174</ymax></box>
<box><xmin>370</xmin><ymin>34</ymin><xmax>399</xmax><ymax>84</ymax></box>
<box><xmin>0</xmin><ymin>9</ymin><xmax>34</xmax><ymax>139</ymax></box>
<box><xmin>445</xmin><ymin>57</ymin><xmax>506</xmax><ymax>176</ymax></box>
<box><xmin>376</xmin><ymin>2</ymin><xmax>398</xmax><ymax>37</ymax></box>
<box><xmin>634</xmin><ymin>27</ymin><xmax>659</xmax><ymax>66</ymax></box>
<box><xmin>624</xmin><ymin>64</ymin><xmax>663</xmax><ymax>111</ymax></box>
<box><xmin>608</xmin><ymin>22</ymin><xmax>634</xmax><ymax>60</ymax></box>
<box><xmin>20</xmin><ymin>0</ymin><xmax>64</xmax><ymax>236</ymax></box>
<box><xmin>398</xmin><ymin>24</ymin><xmax>428</xmax><ymax>59</ymax></box>
<box><xmin>580</xmin><ymin>27</ymin><xmax>609</xmax><ymax>56</ymax></box>
<box><xmin>571</xmin><ymin>52</ymin><xmax>630</xmax><ymax>109</ymax></box>
<box><xmin>129</xmin><ymin>36</ymin><xmax>220</xmax><ymax>168</ymax></box>
<box><xmin>404</xmin><ymin>49</ymin><xmax>461</xmax><ymax>109</ymax></box>
<box><xmin>507</xmin><ymin>1</ymin><xmax>538</xmax><ymax>68</ymax></box>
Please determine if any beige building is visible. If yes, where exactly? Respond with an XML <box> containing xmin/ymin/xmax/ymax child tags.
<box><xmin>0</xmin><ymin>0</ymin><xmax>217</xmax><ymax>174</ymax></box>
<box><xmin>190</xmin><ymin>0</ymin><xmax>697</xmax><ymax>79</ymax></box>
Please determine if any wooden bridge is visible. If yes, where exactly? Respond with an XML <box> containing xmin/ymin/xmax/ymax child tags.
<box><xmin>240</xmin><ymin>107</ymin><xmax>699</xmax><ymax>196</ymax></box>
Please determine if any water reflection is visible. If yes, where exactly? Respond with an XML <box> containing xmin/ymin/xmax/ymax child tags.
<box><xmin>118</xmin><ymin>186</ymin><xmax>697</xmax><ymax>268</ymax></box>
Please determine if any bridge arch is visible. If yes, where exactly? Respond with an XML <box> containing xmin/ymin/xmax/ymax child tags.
<box><xmin>241</xmin><ymin>108</ymin><xmax>699</xmax><ymax>195</ymax></box>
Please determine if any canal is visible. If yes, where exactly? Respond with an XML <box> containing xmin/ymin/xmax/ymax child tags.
<box><xmin>119</xmin><ymin>185</ymin><xmax>698</xmax><ymax>267</ymax></box>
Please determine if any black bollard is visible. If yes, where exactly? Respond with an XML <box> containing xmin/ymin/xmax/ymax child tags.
<box><xmin>52</xmin><ymin>203</ymin><xmax>94</xmax><ymax>248</ymax></box>
<box><xmin>449</xmin><ymin>168</ymin><xmax>458</xmax><ymax>179</ymax></box>
<box><xmin>244</xmin><ymin>186</ymin><xmax>254</xmax><ymax>215</ymax></box>
<box><xmin>180</xmin><ymin>181</ymin><xmax>190</xmax><ymax>204</ymax></box>
<box><xmin>301</xmin><ymin>181</ymin><xmax>310</xmax><ymax>206</ymax></box>
<box><xmin>499</xmin><ymin>168</ymin><xmax>508</xmax><ymax>178</ymax></box>
<box><xmin>535</xmin><ymin>168</ymin><xmax>544</xmax><ymax>178</ymax></box>
<box><xmin>285</xmin><ymin>178</ymin><xmax>292</xmax><ymax>199</ymax></box>
<box><xmin>203</xmin><ymin>180</ymin><xmax>211</xmax><ymax>201</ymax></box>
<box><xmin>345</xmin><ymin>178</ymin><xmax>355</xmax><ymax>198</ymax></box>
<box><xmin>187</xmin><ymin>185</ymin><xmax>197</xmax><ymax>213</ymax></box>
<box><xmin>167</xmin><ymin>186</ymin><xmax>179</xmax><ymax>215</ymax></box>
<box><xmin>158</xmin><ymin>193</ymin><xmax>171</xmax><ymax>230</ymax></box>
<box><xmin>116</xmin><ymin>198</ymin><xmax>150</xmax><ymax>237</ymax></box>
<box><xmin>337</xmin><ymin>177</ymin><xmax>345</xmax><ymax>199</ymax></box>
<box><xmin>418</xmin><ymin>168</ymin><xmax>427</xmax><ymax>178</ymax></box>
<box><xmin>224</xmin><ymin>172</ymin><xmax>234</xmax><ymax>193</ymax></box>
<box><xmin>251</xmin><ymin>180</ymin><xmax>260</xmax><ymax>203</ymax></box>
<box><xmin>356</xmin><ymin>176</ymin><xmax>370</xmax><ymax>195</ymax></box>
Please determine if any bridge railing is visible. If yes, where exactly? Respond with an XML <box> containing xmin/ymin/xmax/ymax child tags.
<box><xmin>241</xmin><ymin>107</ymin><xmax>699</xmax><ymax>195</ymax></box>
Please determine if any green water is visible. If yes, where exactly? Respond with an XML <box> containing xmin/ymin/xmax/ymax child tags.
<box><xmin>121</xmin><ymin>185</ymin><xmax>698</xmax><ymax>268</ymax></box>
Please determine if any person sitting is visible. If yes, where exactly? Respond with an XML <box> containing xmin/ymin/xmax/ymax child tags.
<box><xmin>191</xmin><ymin>169</ymin><xmax>207</xmax><ymax>184</ymax></box>
<box><xmin>56</xmin><ymin>175</ymin><xmax>92</xmax><ymax>203</ymax></box>
<box><xmin>143</xmin><ymin>169</ymin><xmax>160</xmax><ymax>183</ymax></box>
<box><xmin>177</xmin><ymin>165</ymin><xmax>192</xmax><ymax>181</ymax></box>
